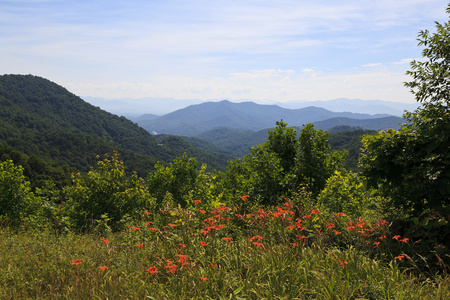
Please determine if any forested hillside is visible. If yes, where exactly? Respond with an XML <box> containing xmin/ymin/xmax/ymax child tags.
<box><xmin>0</xmin><ymin>75</ymin><xmax>232</xmax><ymax>185</ymax></box>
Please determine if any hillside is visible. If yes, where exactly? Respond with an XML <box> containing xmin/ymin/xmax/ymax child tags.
<box><xmin>0</xmin><ymin>75</ymin><xmax>231</xmax><ymax>179</ymax></box>
<box><xmin>136</xmin><ymin>100</ymin><xmax>392</xmax><ymax>136</ymax></box>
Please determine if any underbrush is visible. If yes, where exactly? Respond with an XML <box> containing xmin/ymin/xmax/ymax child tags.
<box><xmin>1</xmin><ymin>198</ymin><xmax>449</xmax><ymax>299</ymax></box>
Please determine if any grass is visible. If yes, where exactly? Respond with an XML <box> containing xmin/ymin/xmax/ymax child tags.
<box><xmin>1</xmin><ymin>200</ymin><xmax>449</xmax><ymax>299</ymax></box>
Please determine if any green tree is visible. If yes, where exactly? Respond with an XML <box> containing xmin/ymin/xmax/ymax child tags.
<box><xmin>0</xmin><ymin>160</ymin><xmax>42</xmax><ymax>226</ymax></box>
<box><xmin>361</xmin><ymin>7</ymin><xmax>450</xmax><ymax>215</ymax></box>
<box><xmin>65</xmin><ymin>152</ymin><xmax>153</xmax><ymax>231</ymax></box>
<box><xmin>296</xmin><ymin>124</ymin><xmax>346</xmax><ymax>197</ymax></box>
<box><xmin>147</xmin><ymin>153</ymin><xmax>199</xmax><ymax>207</ymax></box>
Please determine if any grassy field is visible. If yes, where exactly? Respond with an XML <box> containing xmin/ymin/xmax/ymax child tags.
<box><xmin>1</xmin><ymin>199</ymin><xmax>449</xmax><ymax>299</ymax></box>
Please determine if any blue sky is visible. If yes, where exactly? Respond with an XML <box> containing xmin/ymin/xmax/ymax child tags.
<box><xmin>1</xmin><ymin>0</ymin><xmax>448</xmax><ymax>106</ymax></box>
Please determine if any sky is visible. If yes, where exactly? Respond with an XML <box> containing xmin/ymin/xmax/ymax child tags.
<box><xmin>1</xmin><ymin>0</ymin><xmax>448</xmax><ymax>107</ymax></box>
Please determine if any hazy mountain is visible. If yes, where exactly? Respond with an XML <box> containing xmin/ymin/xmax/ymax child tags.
<box><xmin>312</xmin><ymin>116</ymin><xmax>404</xmax><ymax>131</ymax></box>
<box><xmin>277</xmin><ymin>98</ymin><xmax>419</xmax><ymax>116</ymax></box>
<box><xmin>137</xmin><ymin>100</ymin><xmax>393</xmax><ymax>136</ymax></box>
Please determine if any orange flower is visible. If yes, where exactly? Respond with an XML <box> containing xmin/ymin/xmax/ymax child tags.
<box><xmin>165</xmin><ymin>261</ymin><xmax>178</xmax><ymax>274</ymax></box>
<box><xmin>333</xmin><ymin>230</ymin><xmax>341</xmax><ymax>235</ymax></box>
<box><xmin>310</xmin><ymin>209</ymin><xmax>320</xmax><ymax>215</ymax></box>
<box><xmin>176</xmin><ymin>254</ymin><xmax>189</xmax><ymax>266</ymax></box>
<box><xmin>291</xmin><ymin>243</ymin><xmax>297</xmax><ymax>248</ymax></box>
<box><xmin>194</xmin><ymin>200</ymin><xmax>202</xmax><ymax>204</ymax></box>
<box><xmin>100</xmin><ymin>238</ymin><xmax>110</xmax><ymax>244</ymax></box>
<box><xmin>199</xmin><ymin>276</ymin><xmax>208</xmax><ymax>282</ymax></box>
<box><xmin>373</xmin><ymin>241</ymin><xmax>380</xmax><ymax>247</ymax></box>
<box><xmin>146</xmin><ymin>266</ymin><xmax>158</xmax><ymax>274</ymax></box>
<box><xmin>338</xmin><ymin>259</ymin><xmax>348</xmax><ymax>268</ymax></box>
<box><xmin>136</xmin><ymin>243</ymin><xmax>144</xmax><ymax>248</ymax></box>
<box><xmin>223</xmin><ymin>237</ymin><xmax>233</xmax><ymax>243</ymax></box>
<box><xmin>239</xmin><ymin>195</ymin><xmax>250</xmax><ymax>201</ymax></box>
<box><xmin>168</xmin><ymin>223</ymin><xmax>177</xmax><ymax>229</ymax></box>
<box><xmin>200</xmin><ymin>229</ymin><xmax>209</xmax><ymax>236</ymax></box>
<box><xmin>400</xmin><ymin>238</ymin><xmax>409</xmax><ymax>243</ymax></box>
<box><xmin>144</xmin><ymin>211</ymin><xmax>151</xmax><ymax>216</ymax></box>
<box><xmin>395</xmin><ymin>255</ymin><xmax>405</xmax><ymax>261</ymax></box>
<box><xmin>178</xmin><ymin>243</ymin><xmax>186</xmax><ymax>249</ymax></box>
<box><xmin>252</xmin><ymin>242</ymin><xmax>263</xmax><ymax>248</ymax></box>
<box><xmin>130</xmin><ymin>226</ymin><xmax>141</xmax><ymax>232</ymax></box>
<box><xmin>72</xmin><ymin>259</ymin><xmax>82</xmax><ymax>265</ymax></box>
<box><xmin>209</xmin><ymin>263</ymin><xmax>218</xmax><ymax>269</ymax></box>
<box><xmin>336</xmin><ymin>212</ymin><xmax>346</xmax><ymax>217</ymax></box>
<box><xmin>98</xmin><ymin>266</ymin><xmax>108</xmax><ymax>271</ymax></box>
<box><xmin>144</xmin><ymin>221</ymin><xmax>153</xmax><ymax>226</ymax></box>
<box><xmin>199</xmin><ymin>241</ymin><xmax>208</xmax><ymax>247</ymax></box>
<box><xmin>199</xmin><ymin>210</ymin><xmax>206</xmax><ymax>214</ymax></box>
<box><xmin>148</xmin><ymin>227</ymin><xmax>157</xmax><ymax>232</ymax></box>
<box><xmin>392</xmin><ymin>235</ymin><xmax>401</xmax><ymax>240</ymax></box>
<box><xmin>379</xmin><ymin>235</ymin><xmax>386</xmax><ymax>240</ymax></box>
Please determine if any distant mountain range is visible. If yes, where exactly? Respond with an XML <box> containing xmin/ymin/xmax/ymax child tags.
<box><xmin>83</xmin><ymin>96</ymin><xmax>419</xmax><ymax>118</ymax></box>
<box><xmin>135</xmin><ymin>100</ymin><xmax>404</xmax><ymax>136</ymax></box>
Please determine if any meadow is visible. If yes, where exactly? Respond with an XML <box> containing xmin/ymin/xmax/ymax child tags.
<box><xmin>1</xmin><ymin>197</ymin><xmax>449</xmax><ymax>299</ymax></box>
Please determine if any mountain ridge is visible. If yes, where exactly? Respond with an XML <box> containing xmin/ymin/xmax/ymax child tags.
<box><xmin>136</xmin><ymin>100</ymin><xmax>399</xmax><ymax>136</ymax></box>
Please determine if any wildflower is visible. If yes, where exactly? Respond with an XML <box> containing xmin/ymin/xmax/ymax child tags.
<box><xmin>339</xmin><ymin>259</ymin><xmax>348</xmax><ymax>268</ymax></box>
<box><xmin>392</xmin><ymin>235</ymin><xmax>401</xmax><ymax>240</ymax></box>
<box><xmin>373</xmin><ymin>241</ymin><xmax>380</xmax><ymax>247</ymax></box>
<box><xmin>334</xmin><ymin>230</ymin><xmax>341</xmax><ymax>235</ymax></box>
<box><xmin>146</xmin><ymin>266</ymin><xmax>159</xmax><ymax>274</ymax></box>
<box><xmin>136</xmin><ymin>243</ymin><xmax>144</xmax><ymax>248</ymax></box>
<box><xmin>377</xmin><ymin>219</ymin><xmax>388</xmax><ymax>226</ymax></box>
<box><xmin>252</xmin><ymin>242</ymin><xmax>263</xmax><ymax>248</ymax></box>
<box><xmin>379</xmin><ymin>235</ymin><xmax>386</xmax><ymax>240</ymax></box>
<box><xmin>168</xmin><ymin>223</ymin><xmax>177</xmax><ymax>229</ymax></box>
<box><xmin>165</xmin><ymin>261</ymin><xmax>178</xmax><ymax>274</ymax></box>
<box><xmin>336</xmin><ymin>212</ymin><xmax>346</xmax><ymax>217</ymax></box>
<box><xmin>291</xmin><ymin>243</ymin><xmax>297</xmax><ymax>248</ymax></box>
<box><xmin>239</xmin><ymin>195</ymin><xmax>250</xmax><ymax>201</ymax></box>
<box><xmin>130</xmin><ymin>226</ymin><xmax>141</xmax><ymax>232</ymax></box>
<box><xmin>98</xmin><ymin>266</ymin><xmax>108</xmax><ymax>271</ymax></box>
<box><xmin>297</xmin><ymin>235</ymin><xmax>307</xmax><ymax>241</ymax></box>
<box><xmin>144</xmin><ymin>211</ymin><xmax>151</xmax><ymax>216</ymax></box>
<box><xmin>176</xmin><ymin>254</ymin><xmax>189</xmax><ymax>266</ymax></box>
<box><xmin>148</xmin><ymin>227</ymin><xmax>157</xmax><ymax>232</ymax></box>
<box><xmin>72</xmin><ymin>259</ymin><xmax>82</xmax><ymax>265</ymax></box>
<box><xmin>223</xmin><ymin>237</ymin><xmax>233</xmax><ymax>243</ymax></box>
<box><xmin>199</xmin><ymin>210</ymin><xmax>206</xmax><ymax>214</ymax></box>
<box><xmin>209</xmin><ymin>263</ymin><xmax>218</xmax><ymax>269</ymax></box>
<box><xmin>178</xmin><ymin>243</ymin><xmax>186</xmax><ymax>249</ymax></box>
<box><xmin>304</xmin><ymin>214</ymin><xmax>312</xmax><ymax>220</ymax></box>
<box><xmin>199</xmin><ymin>241</ymin><xmax>208</xmax><ymax>247</ymax></box>
<box><xmin>395</xmin><ymin>255</ymin><xmax>405</xmax><ymax>261</ymax></box>
<box><xmin>287</xmin><ymin>224</ymin><xmax>296</xmax><ymax>230</ymax></box>
<box><xmin>100</xmin><ymin>238</ymin><xmax>110</xmax><ymax>244</ymax></box>
<box><xmin>144</xmin><ymin>221</ymin><xmax>153</xmax><ymax>226</ymax></box>
<box><xmin>199</xmin><ymin>277</ymin><xmax>208</xmax><ymax>282</ymax></box>
<box><xmin>200</xmin><ymin>229</ymin><xmax>209</xmax><ymax>236</ymax></box>
<box><xmin>400</xmin><ymin>238</ymin><xmax>409</xmax><ymax>243</ymax></box>
<box><xmin>326</xmin><ymin>223</ymin><xmax>335</xmax><ymax>229</ymax></box>
<box><xmin>194</xmin><ymin>200</ymin><xmax>202</xmax><ymax>204</ymax></box>
<box><xmin>310</xmin><ymin>209</ymin><xmax>320</xmax><ymax>215</ymax></box>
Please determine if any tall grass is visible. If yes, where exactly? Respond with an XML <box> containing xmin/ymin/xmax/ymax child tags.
<box><xmin>1</xmin><ymin>199</ymin><xmax>449</xmax><ymax>299</ymax></box>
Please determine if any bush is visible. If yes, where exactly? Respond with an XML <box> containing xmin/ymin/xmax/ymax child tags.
<box><xmin>64</xmin><ymin>152</ymin><xmax>154</xmax><ymax>232</ymax></box>
<box><xmin>0</xmin><ymin>160</ymin><xmax>42</xmax><ymax>227</ymax></box>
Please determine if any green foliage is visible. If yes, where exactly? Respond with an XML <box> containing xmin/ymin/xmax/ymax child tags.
<box><xmin>317</xmin><ymin>171</ymin><xmax>386</xmax><ymax>219</ymax></box>
<box><xmin>65</xmin><ymin>152</ymin><xmax>154</xmax><ymax>232</ymax></box>
<box><xmin>219</xmin><ymin>121</ymin><xmax>346</xmax><ymax>206</ymax></box>
<box><xmin>361</xmin><ymin>7</ymin><xmax>450</xmax><ymax>216</ymax></box>
<box><xmin>404</xmin><ymin>4</ymin><xmax>450</xmax><ymax>107</ymax></box>
<box><xmin>0</xmin><ymin>160</ymin><xmax>42</xmax><ymax>226</ymax></box>
<box><xmin>147</xmin><ymin>153</ymin><xmax>200</xmax><ymax>207</ymax></box>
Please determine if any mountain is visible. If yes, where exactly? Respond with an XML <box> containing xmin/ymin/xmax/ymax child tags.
<box><xmin>277</xmin><ymin>98</ymin><xmax>420</xmax><ymax>116</ymax></box>
<box><xmin>136</xmin><ymin>100</ymin><xmax>394</xmax><ymax>136</ymax></box>
<box><xmin>312</xmin><ymin>116</ymin><xmax>403</xmax><ymax>131</ymax></box>
<box><xmin>0</xmin><ymin>75</ymin><xmax>232</xmax><ymax>178</ymax></box>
